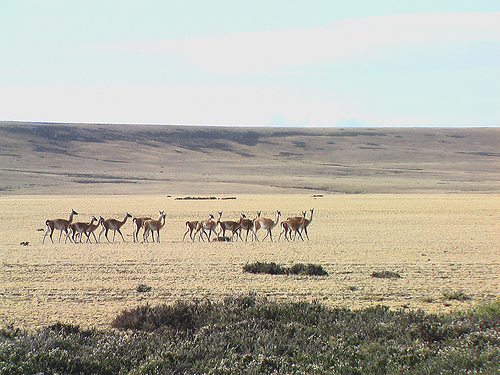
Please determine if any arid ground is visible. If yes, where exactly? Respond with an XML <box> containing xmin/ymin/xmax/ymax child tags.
<box><xmin>0</xmin><ymin>123</ymin><xmax>498</xmax><ymax>330</ymax></box>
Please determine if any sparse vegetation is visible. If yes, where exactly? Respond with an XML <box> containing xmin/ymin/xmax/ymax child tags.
<box><xmin>2</xmin><ymin>294</ymin><xmax>500</xmax><ymax>374</ymax></box>
<box><xmin>442</xmin><ymin>290</ymin><xmax>470</xmax><ymax>301</ymax></box>
<box><xmin>136</xmin><ymin>283</ymin><xmax>152</xmax><ymax>293</ymax></box>
<box><xmin>472</xmin><ymin>296</ymin><xmax>500</xmax><ymax>319</ymax></box>
<box><xmin>371</xmin><ymin>270</ymin><xmax>402</xmax><ymax>279</ymax></box>
<box><xmin>243</xmin><ymin>262</ymin><xmax>329</xmax><ymax>276</ymax></box>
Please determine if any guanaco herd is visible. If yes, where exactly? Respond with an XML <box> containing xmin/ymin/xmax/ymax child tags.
<box><xmin>42</xmin><ymin>208</ymin><xmax>313</xmax><ymax>244</ymax></box>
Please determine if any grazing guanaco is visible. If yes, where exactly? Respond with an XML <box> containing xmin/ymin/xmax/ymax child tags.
<box><xmin>99</xmin><ymin>212</ymin><xmax>132</xmax><ymax>243</ymax></box>
<box><xmin>66</xmin><ymin>216</ymin><xmax>97</xmax><ymax>243</ymax></box>
<box><xmin>194</xmin><ymin>214</ymin><xmax>216</xmax><ymax>242</ymax></box>
<box><xmin>132</xmin><ymin>215</ymin><xmax>152</xmax><ymax>243</ymax></box>
<box><xmin>142</xmin><ymin>211</ymin><xmax>166</xmax><ymax>243</ymax></box>
<box><xmin>254</xmin><ymin>210</ymin><xmax>281</xmax><ymax>241</ymax></box>
<box><xmin>216</xmin><ymin>211</ymin><xmax>241</xmax><ymax>241</ymax></box>
<box><xmin>43</xmin><ymin>209</ymin><xmax>78</xmax><ymax>244</ymax></box>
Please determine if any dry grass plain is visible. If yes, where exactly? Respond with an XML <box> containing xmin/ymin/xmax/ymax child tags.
<box><xmin>0</xmin><ymin>123</ymin><xmax>499</xmax><ymax>331</ymax></box>
<box><xmin>1</xmin><ymin>193</ymin><xmax>499</xmax><ymax>330</ymax></box>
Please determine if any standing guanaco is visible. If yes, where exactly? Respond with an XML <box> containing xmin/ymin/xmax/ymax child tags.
<box><xmin>254</xmin><ymin>210</ymin><xmax>281</xmax><ymax>241</ymax></box>
<box><xmin>43</xmin><ymin>209</ymin><xmax>78</xmax><ymax>244</ymax></box>
<box><xmin>194</xmin><ymin>214</ymin><xmax>216</xmax><ymax>242</ymax></box>
<box><xmin>216</xmin><ymin>211</ymin><xmax>242</xmax><ymax>241</ymax></box>
<box><xmin>142</xmin><ymin>211</ymin><xmax>166</xmax><ymax>243</ymax></box>
<box><xmin>66</xmin><ymin>216</ymin><xmax>97</xmax><ymax>243</ymax></box>
<box><xmin>99</xmin><ymin>212</ymin><xmax>132</xmax><ymax>243</ymax></box>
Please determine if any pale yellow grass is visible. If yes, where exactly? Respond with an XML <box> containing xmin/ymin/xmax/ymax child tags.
<box><xmin>0</xmin><ymin>193</ymin><xmax>499</xmax><ymax>330</ymax></box>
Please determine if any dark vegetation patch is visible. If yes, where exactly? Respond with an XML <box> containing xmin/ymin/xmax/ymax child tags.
<box><xmin>0</xmin><ymin>153</ymin><xmax>21</xmax><ymax>157</ymax></box>
<box><xmin>2</xmin><ymin>124</ymin><xmax>267</xmax><ymax>157</ymax></box>
<box><xmin>2</xmin><ymin>295</ymin><xmax>499</xmax><ymax>374</ymax></box>
<box><xmin>293</xmin><ymin>141</ymin><xmax>307</xmax><ymax>149</ymax></box>
<box><xmin>1</xmin><ymin>168</ymin><xmax>167</xmax><ymax>184</ymax></box>
<box><xmin>3</xmin><ymin>124</ymin><xmax>106</xmax><ymax>143</ymax></box>
<box><xmin>243</xmin><ymin>262</ymin><xmax>329</xmax><ymax>276</ymax></box>
<box><xmin>456</xmin><ymin>151</ymin><xmax>500</xmax><ymax>157</ymax></box>
<box><xmin>279</xmin><ymin>151</ymin><xmax>304</xmax><ymax>157</ymax></box>
<box><xmin>372</xmin><ymin>270</ymin><xmax>402</xmax><ymax>279</ymax></box>
<box><xmin>328</xmin><ymin>131</ymin><xmax>388</xmax><ymax>137</ymax></box>
<box><xmin>136</xmin><ymin>284</ymin><xmax>152</xmax><ymax>293</ymax></box>
<box><xmin>3</xmin><ymin>123</ymin><xmax>389</xmax><ymax>156</ymax></box>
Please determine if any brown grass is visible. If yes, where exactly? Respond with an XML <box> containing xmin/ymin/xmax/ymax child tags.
<box><xmin>1</xmin><ymin>193</ymin><xmax>499</xmax><ymax>330</ymax></box>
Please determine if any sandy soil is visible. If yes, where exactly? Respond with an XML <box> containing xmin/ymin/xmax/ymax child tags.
<box><xmin>1</xmin><ymin>193</ymin><xmax>498</xmax><ymax>330</ymax></box>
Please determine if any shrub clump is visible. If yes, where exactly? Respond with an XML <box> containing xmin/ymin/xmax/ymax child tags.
<box><xmin>371</xmin><ymin>270</ymin><xmax>401</xmax><ymax>279</ymax></box>
<box><xmin>243</xmin><ymin>261</ymin><xmax>288</xmax><ymax>275</ymax></box>
<box><xmin>2</xmin><ymin>295</ymin><xmax>500</xmax><ymax>374</ymax></box>
<box><xmin>442</xmin><ymin>290</ymin><xmax>470</xmax><ymax>301</ymax></box>
<box><xmin>243</xmin><ymin>261</ymin><xmax>328</xmax><ymax>276</ymax></box>
<box><xmin>136</xmin><ymin>283</ymin><xmax>152</xmax><ymax>293</ymax></box>
<box><xmin>111</xmin><ymin>300</ymin><xmax>213</xmax><ymax>332</ymax></box>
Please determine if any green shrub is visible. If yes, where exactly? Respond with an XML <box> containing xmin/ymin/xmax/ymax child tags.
<box><xmin>111</xmin><ymin>300</ymin><xmax>213</xmax><ymax>332</ymax></box>
<box><xmin>473</xmin><ymin>297</ymin><xmax>500</xmax><ymax>319</ymax></box>
<box><xmin>2</xmin><ymin>294</ymin><xmax>499</xmax><ymax>374</ymax></box>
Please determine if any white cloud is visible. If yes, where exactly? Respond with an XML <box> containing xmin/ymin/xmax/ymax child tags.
<box><xmin>104</xmin><ymin>11</ymin><xmax>500</xmax><ymax>74</ymax></box>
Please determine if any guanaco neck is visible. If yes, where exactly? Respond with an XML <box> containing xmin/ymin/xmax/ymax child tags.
<box><xmin>120</xmin><ymin>214</ymin><xmax>131</xmax><ymax>226</ymax></box>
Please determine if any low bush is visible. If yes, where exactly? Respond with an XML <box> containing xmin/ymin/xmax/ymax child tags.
<box><xmin>243</xmin><ymin>261</ymin><xmax>288</xmax><ymax>275</ymax></box>
<box><xmin>442</xmin><ymin>290</ymin><xmax>470</xmax><ymax>301</ymax></box>
<box><xmin>472</xmin><ymin>296</ymin><xmax>500</xmax><ymax>320</ymax></box>
<box><xmin>2</xmin><ymin>294</ymin><xmax>500</xmax><ymax>374</ymax></box>
<box><xmin>243</xmin><ymin>261</ymin><xmax>329</xmax><ymax>276</ymax></box>
<box><xmin>136</xmin><ymin>283</ymin><xmax>152</xmax><ymax>293</ymax></box>
<box><xmin>371</xmin><ymin>270</ymin><xmax>401</xmax><ymax>279</ymax></box>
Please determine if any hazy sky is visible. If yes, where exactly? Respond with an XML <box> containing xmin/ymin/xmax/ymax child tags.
<box><xmin>1</xmin><ymin>1</ymin><xmax>499</xmax><ymax>127</ymax></box>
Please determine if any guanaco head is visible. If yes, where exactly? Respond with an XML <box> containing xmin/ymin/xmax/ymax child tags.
<box><xmin>71</xmin><ymin>209</ymin><xmax>79</xmax><ymax>216</ymax></box>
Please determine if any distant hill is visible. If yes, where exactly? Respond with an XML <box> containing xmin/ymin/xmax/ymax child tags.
<box><xmin>0</xmin><ymin>122</ymin><xmax>498</xmax><ymax>195</ymax></box>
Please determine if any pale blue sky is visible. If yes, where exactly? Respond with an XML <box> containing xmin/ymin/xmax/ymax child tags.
<box><xmin>1</xmin><ymin>1</ymin><xmax>499</xmax><ymax>126</ymax></box>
